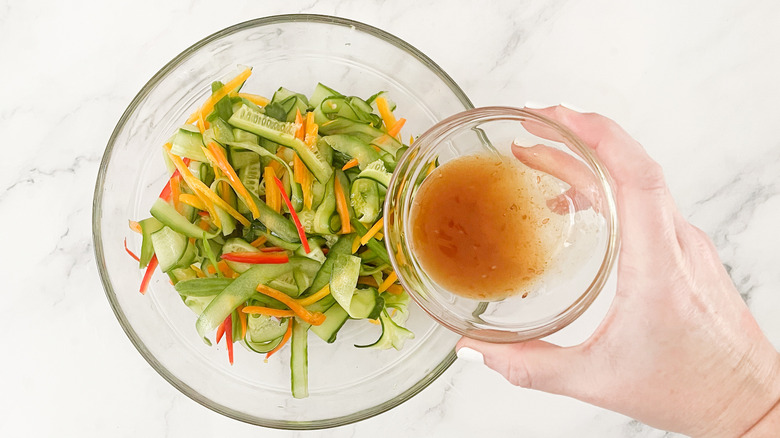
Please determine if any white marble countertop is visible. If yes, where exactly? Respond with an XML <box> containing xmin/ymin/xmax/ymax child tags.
<box><xmin>3</xmin><ymin>1</ymin><xmax>779</xmax><ymax>436</ymax></box>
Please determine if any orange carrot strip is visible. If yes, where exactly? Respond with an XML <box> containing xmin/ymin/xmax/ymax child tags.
<box><xmin>358</xmin><ymin>276</ymin><xmax>379</xmax><ymax>287</ymax></box>
<box><xmin>360</xmin><ymin>218</ymin><xmax>384</xmax><ymax>245</ymax></box>
<box><xmin>294</xmin><ymin>109</ymin><xmax>305</xmax><ymax>140</ymax></box>
<box><xmin>334</xmin><ymin>177</ymin><xmax>351</xmax><ymax>234</ymax></box>
<box><xmin>375</xmin><ymin>96</ymin><xmax>397</xmax><ymax>131</ymax></box>
<box><xmin>304</xmin><ymin>111</ymin><xmax>317</xmax><ymax>147</ymax></box>
<box><xmin>378</xmin><ymin>271</ymin><xmax>397</xmax><ymax>293</ymax></box>
<box><xmin>217</xmin><ymin>260</ymin><xmax>238</xmax><ymax>278</ymax></box>
<box><xmin>341</xmin><ymin>158</ymin><xmax>359</xmax><ymax>171</ymax></box>
<box><xmin>128</xmin><ymin>220</ymin><xmax>142</xmax><ymax>234</ymax></box>
<box><xmin>236</xmin><ymin>93</ymin><xmax>269</xmax><ymax>107</ymax></box>
<box><xmin>206</xmin><ymin>142</ymin><xmax>260</xmax><ymax>219</ymax></box>
<box><xmin>265</xmin><ymin>318</ymin><xmax>293</xmax><ymax>359</ymax></box>
<box><xmin>387</xmin><ymin>118</ymin><xmax>406</xmax><ymax>138</ymax></box>
<box><xmin>237</xmin><ymin>305</ymin><xmax>247</xmax><ymax>339</ymax></box>
<box><xmin>296</xmin><ymin>285</ymin><xmax>331</xmax><ymax>307</ymax></box>
<box><xmin>264</xmin><ymin>166</ymin><xmax>280</xmax><ymax>213</ymax></box>
<box><xmin>170</xmin><ymin>174</ymin><xmax>183</xmax><ymax>214</ymax></box>
<box><xmin>256</xmin><ymin>285</ymin><xmax>325</xmax><ymax>326</ymax></box>
<box><xmin>250</xmin><ymin>236</ymin><xmax>268</xmax><ymax>247</ymax></box>
<box><xmin>186</xmin><ymin>67</ymin><xmax>252</xmax><ymax>124</ymax></box>
<box><xmin>190</xmin><ymin>264</ymin><xmax>206</xmax><ymax>278</ymax></box>
<box><xmin>242</xmin><ymin>306</ymin><xmax>296</xmax><ymax>318</ymax></box>
<box><xmin>166</xmin><ymin>146</ymin><xmax>246</xmax><ymax>226</ymax></box>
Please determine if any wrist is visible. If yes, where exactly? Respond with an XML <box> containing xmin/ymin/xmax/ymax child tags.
<box><xmin>705</xmin><ymin>352</ymin><xmax>780</xmax><ymax>437</ymax></box>
<box><xmin>742</xmin><ymin>396</ymin><xmax>780</xmax><ymax>437</ymax></box>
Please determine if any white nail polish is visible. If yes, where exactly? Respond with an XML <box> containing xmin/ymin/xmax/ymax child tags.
<box><xmin>456</xmin><ymin>347</ymin><xmax>485</xmax><ymax>365</ymax></box>
<box><xmin>523</xmin><ymin>101</ymin><xmax>549</xmax><ymax>109</ymax></box>
<box><xmin>560</xmin><ymin>102</ymin><xmax>587</xmax><ymax>113</ymax></box>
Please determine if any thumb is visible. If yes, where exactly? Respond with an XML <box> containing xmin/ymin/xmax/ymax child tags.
<box><xmin>456</xmin><ymin>337</ymin><xmax>586</xmax><ymax>396</ymax></box>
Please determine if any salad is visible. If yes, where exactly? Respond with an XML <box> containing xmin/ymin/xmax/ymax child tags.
<box><xmin>125</xmin><ymin>66</ymin><xmax>414</xmax><ymax>398</ymax></box>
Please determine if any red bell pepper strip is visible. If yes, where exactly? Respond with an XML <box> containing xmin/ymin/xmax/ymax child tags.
<box><xmin>225</xmin><ymin>314</ymin><xmax>234</xmax><ymax>365</ymax></box>
<box><xmin>273</xmin><ymin>175</ymin><xmax>310</xmax><ymax>254</ymax></box>
<box><xmin>139</xmin><ymin>255</ymin><xmax>158</xmax><ymax>294</ymax></box>
<box><xmin>220</xmin><ymin>252</ymin><xmax>289</xmax><ymax>264</ymax></box>
<box><xmin>124</xmin><ymin>238</ymin><xmax>140</xmax><ymax>262</ymax></box>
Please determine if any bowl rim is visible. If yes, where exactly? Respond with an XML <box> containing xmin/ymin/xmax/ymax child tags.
<box><xmin>384</xmin><ymin>106</ymin><xmax>620</xmax><ymax>343</ymax></box>
<box><xmin>92</xmin><ymin>14</ymin><xmax>474</xmax><ymax>430</ymax></box>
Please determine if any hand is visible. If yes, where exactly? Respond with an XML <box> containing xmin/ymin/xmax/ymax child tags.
<box><xmin>456</xmin><ymin>106</ymin><xmax>780</xmax><ymax>437</ymax></box>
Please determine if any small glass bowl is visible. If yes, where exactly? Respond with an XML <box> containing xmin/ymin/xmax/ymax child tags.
<box><xmin>385</xmin><ymin>107</ymin><xmax>619</xmax><ymax>343</ymax></box>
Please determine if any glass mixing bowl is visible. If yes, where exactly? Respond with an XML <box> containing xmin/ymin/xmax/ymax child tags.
<box><xmin>93</xmin><ymin>14</ymin><xmax>472</xmax><ymax>429</ymax></box>
<box><xmin>385</xmin><ymin>107</ymin><xmax>619</xmax><ymax>343</ymax></box>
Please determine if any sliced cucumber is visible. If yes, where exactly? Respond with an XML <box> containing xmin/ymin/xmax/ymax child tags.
<box><xmin>356</xmin><ymin>309</ymin><xmax>414</xmax><ymax>350</ymax></box>
<box><xmin>309</xmin><ymin>82</ymin><xmax>342</xmax><ymax>109</ymax></box>
<box><xmin>150</xmin><ymin>198</ymin><xmax>216</xmax><ymax>239</ymax></box>
<box><xmin>246</xmin><ymin>314</ymin><xmax>289</xmax><ymax>343</ymax></box>
<box><xmin>322</xmin><ymin>135</ymin><xmax>380</xmax><ymax>170</ymax></box>
<box><xmin>228</xmin><ymin>104</ymin><xmax>332</xmax><ymax>182</ymax></box>
<box><xmin>311</xmin><ymin>303</ymin><xmax>349</xmax><ymax>343</ymax></box>
<box><xmin>356</xmin><ymin>159</ymin><xmax>392</xmax><ymax>188</ymax></box>
<box><xmin>196</xmin><ymin>263</ymin><xmax>295</xmax><ymax>338</ymax></box>
<box><xmin>175</xmin><ymin>278</ymin><xmax>234</xmax><ymax>297</ymax></box>
<box><xmin>151</xmin><ymin>226</ymin><xmax>188</xmax><ymax>272</ymax></box>
<box><xmin>350</xmin><ymin>178</ymin><xmax>380</xmax><ymax>223</ymax></box>
<box><xmin>138</xmin><ymin>217</ymin><xmax>163</xmax><ymax>268</ymax></box>
<box><xmin>290</xmin><ymin>318</ymin><xmax>310</xmax><ymax>399</ymax></box>
<box><xmin>170</xmin><ymin>126</ymin><xmax>208</xmax><ymax>162</ymax></box>
<box><xmin>329</xmin><ymin>254</ymin><xmax>381</xmax><ymax>319</ymax></box>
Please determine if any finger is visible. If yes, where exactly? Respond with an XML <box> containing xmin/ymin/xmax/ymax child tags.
<box><xmin>511</xmin><ymin>143</ymin><xmax>600</xmax><ymax>213</ymax></box>
<box><xmin>523</xmin><ymin>105</ymin><xmax>681</xmax><ymax>255</ymax></box>
<box><xmin>456</xmin><ymin>337</ymin><xmax>584</xmax><ymax>396</ymax></box>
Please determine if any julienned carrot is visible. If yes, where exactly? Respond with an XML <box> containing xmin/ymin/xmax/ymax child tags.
<box><xmin>236</xmin><ymin>93</ymin><xmax>269</xmax><ymax>107</ymax></box>
<box><xmin>341</xmin><ymin>158</ymin><xmax>359</xmax><ymax>171</ymax></box>
<box><xmin>225</xmin><ymin>314</ymin><xmax>234</xmax><ymax>365</ymax></box>
<box><xmin>237</xmin><ymin>305</ymin><xmax>247</xmax><ymax>339</ymax></box>
<box><xmin>334</xmin><ymin>177</ymin><xmax>351</xmax><ymax>234</ymax></box>
<box><xmin>375</xmin><ymin>96</ymin><xmax>397</xmax><ymax>131</ymax></box>
<box><xmin>186</xmin><ymin>67</ymin><xmax>252</xmax><ymax>124</ymax></box>
<box><xmin>294</xmin><ymin>109</ymin><xmax>305</xmax><ymax>140</ymax></box>
<box><xmin>140</xmin><ymin>255</ymin><xmax>158</xmax><ymax>294</ymax></box>
<box><xmin>242</xmin><ymin>306</ymin><xmax>296</xmax><ymax>318</ymax></box>
<box><xmin>296</xmin><ymin>285</ymin><xmax>331</xmax><ymax>307</ymax></box>
<box><xmin>304</xmin><ymin>111</ymin><xmax>317</xmax><ymax>147</ymax></box>
<box><xmin>129</xmin><ymin>220</ymin><xmax>142</xmax><ymax>234</ymax></box>
<box><xmin>273</xmin><ymin>175</ymin><xmax>310</xmax><ymax>254</ymax></box>
<box><xmin>264</xmin><ymin>166</ymin><xmax>280</xmax><ymax>213</ymax></box>
<box><xmin>124</xmin><ymin>238</ymin><xmax>140</xmax><ymax>262</ymax></box>
<box><xmin>249</xmin><ymin>236</ymin><xmax>267</xmax><ymax>247</ymax></box>
<box><xmin>179</xmin><ymin>193</ymin><xmax>206</xmax><ymax>210</ymax></box>
<box><xmin>166</xmin><ymin>146</ymin><xmax>249</xmax><ymax>227</ymax></box>
<box><xmin>256</xmin><ymin>285</ymin><xmax>325</xmax><ymax>326</ymax></box>
<box><xmin>358</xmin><ymin>276</ymin><xmax>403</xmax><ymax>294</ymax></box>
<box><xmin>378</xmin><ymin>271</ymin><xmax>398</xmax><ymax>293</ymax></box>
<box><xmin>266</xmin><ymin>318</ymin><xmax>293</xmax><ymax>359</ymax></box>
<box><xmin>387</xmin><ymin>118</ymin><xmax>406</xmax><ymax>138</ymax></box>
<box><xmin>205</xmin><ymin>142</ymin><xmax>260</xmax><ymax>219</ymax></box>
<box><xmin>360</xmin><ymin>218</ymin><xmax>384</xmax><ymax>245</ymax></box>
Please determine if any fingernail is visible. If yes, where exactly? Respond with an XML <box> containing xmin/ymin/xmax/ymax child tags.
<box><xmin>560</xmin><ymin>102</ymin><xmax>587</xmax><ymax>113</ymax></box>
<box><xmin>523</xmin><ymin>101</ymin><xmax>550</xmax><ymax>109</ymax></box>
<box><xmin>456</xmin><ymin>347</ymin><xmax>485</xmax><ymax>365</ymax></box>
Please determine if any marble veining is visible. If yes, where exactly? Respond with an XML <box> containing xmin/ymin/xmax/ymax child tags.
<box><xmin>3</xmin><ymin>0</ymin><xmax>779</xmax><ymax>437</ymax></box>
